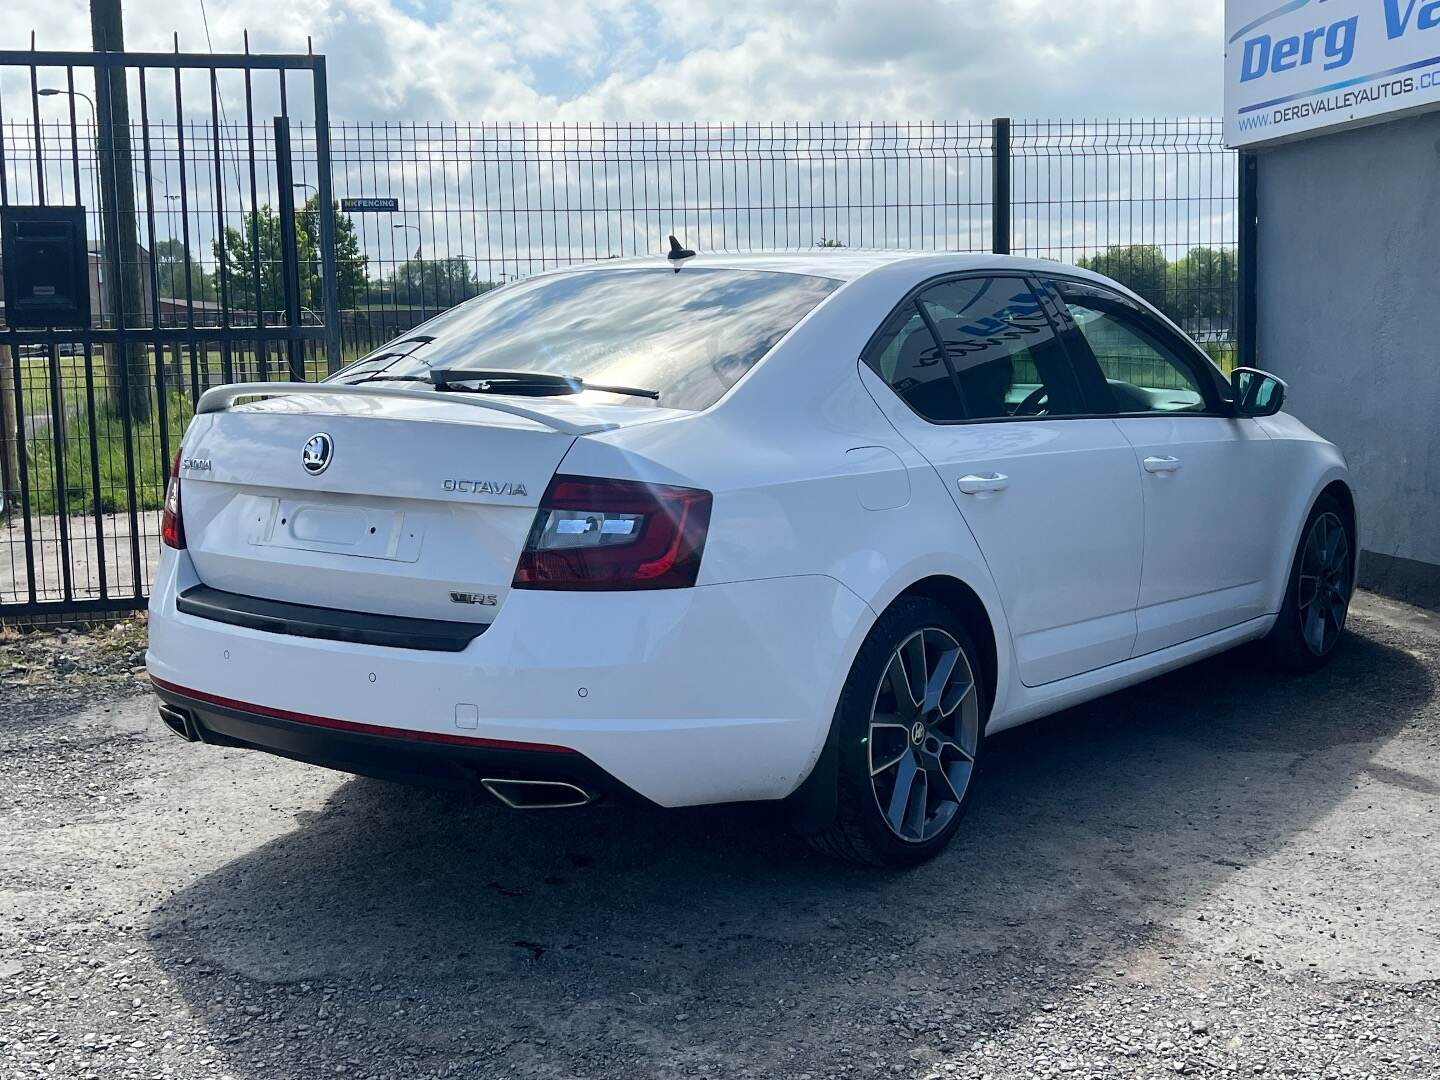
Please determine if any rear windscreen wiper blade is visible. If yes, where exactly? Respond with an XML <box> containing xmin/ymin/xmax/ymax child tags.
<box><xmin>334</xmin><ymin>338</ymin><xmax>439</xmax><ymax>383</ymax></box>
<box><xmin>341</xmin><ymin>374</ymin><xmax>431</xmax><ymax>386</ymax></box>
<box><xmin>429</xmin><ymin>369</ymin><xmax>660</xmax><ymax>400</ymax></box>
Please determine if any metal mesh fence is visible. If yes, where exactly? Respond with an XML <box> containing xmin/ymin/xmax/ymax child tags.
<box><xmin>2</xmin><ymin>114</ymin><xmax>1238</xmax><ymax>617</ymax></box>
<box><xmin>1</xmin><ymin>54</ymin><xmax>333</xmax><ymax>617</ymax></box>
<box><xmin>1011</xmin><ymin>118</ymin><xmax>1237</xmax><ymax>373</ymax></box>
<box><xmin>323</xmin><ymin>121</ymin><xmax>995</xmax><ymax>356</ymax></box>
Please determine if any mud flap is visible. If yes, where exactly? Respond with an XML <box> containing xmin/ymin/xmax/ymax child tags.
<box><xmin>784</xmin><ymin>721</ymin><xmax>839</xmax><ymax>835</ymax></box>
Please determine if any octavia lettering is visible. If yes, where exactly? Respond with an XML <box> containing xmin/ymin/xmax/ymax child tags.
<box><xmin>443</xmin><ymin>479</ymin><xmax>529</xmax><ymax>497</ymax></box>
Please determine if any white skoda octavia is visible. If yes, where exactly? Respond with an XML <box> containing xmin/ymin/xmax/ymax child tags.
<box><xmin>148</xmin><ymin>250</ymin><xmax>1356</xmax><ymax>866</ymax></box>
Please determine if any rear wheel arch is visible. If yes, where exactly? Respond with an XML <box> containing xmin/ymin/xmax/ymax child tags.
<box><xmin>891</xmin><ymin>575</ymin><xmax>999</xmax><ymax>717</ymax></box>
<box><xmin>786</xmin><ymin>572</ymin><xmax>1000</xmax><ymax>837</ymax></box>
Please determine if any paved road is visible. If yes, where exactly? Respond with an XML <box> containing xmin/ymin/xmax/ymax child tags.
<box><xmin>2</xmin><ymin>594</ymin><xmax>1438</xmax><ymax>1078</ymax></box>
<box><xmin>0</xmin><ymin>511</ymin><xmax>162</xmax><ymax>608</ymax></box>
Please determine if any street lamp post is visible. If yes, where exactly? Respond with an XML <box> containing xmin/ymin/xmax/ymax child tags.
<box><xmin>293</xmin><ymin>183</ymin><xmax>317</xmax><ymax>219</ymax></box>
<box><xmin>392</xmin><ymin>224</ymin><xmax>425</xmax><ymax>310</ymax></box>
<box><xmin>393</xmin><ymin>223</ymin><xmax>422</xmax><ymax>261</ymax></box>
<box><xmin>293</xmin><ymin>183</ymin><xmax>319</xmax><ymax>233</ymax></box>
<box><xmin>38</xmin><ymin>86</ymin><xmax>97</xmax><ymax>128</ymax></box>
<box><xmin>39</xmin><ymin>87</ymin><xmax>99</xmax><ymax>206</ymax></box>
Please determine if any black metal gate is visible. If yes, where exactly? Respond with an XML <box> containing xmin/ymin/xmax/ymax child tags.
<box><xmin>0</xmin><ymin>47</ymin><xmax>339</xmax><ymax>620</ymax></box>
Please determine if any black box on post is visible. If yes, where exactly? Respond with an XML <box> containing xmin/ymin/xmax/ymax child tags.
<box><xmin>1</xmin><ymin>205</ymin><xmax>90</xmax><ymax>329</ymax></box>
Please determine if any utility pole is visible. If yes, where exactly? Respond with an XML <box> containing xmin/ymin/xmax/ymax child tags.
<box><xmin>90</xmin><ymin>0</ymin><xmax>151</xmax><ymax>423</ymax></box>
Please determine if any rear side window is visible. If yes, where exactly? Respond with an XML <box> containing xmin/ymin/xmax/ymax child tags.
<box><xmin>335</xmin><ymin>268</ymin><xmax>840</xmax><ymax>412</ymax></box>
<box><xmin>863</xmin><ymin>276</ymin><xmax>1083</xmax><ymax>423</ymax></box>
<box><xmin>917</xmin><ymin>278</ymin><xmax>1083</xmax><ymax>419</ymax></box>
<box><xmin>861</xmin><ymin>302</ymin><xmax>965</xmax><ymax>423</ymax></box>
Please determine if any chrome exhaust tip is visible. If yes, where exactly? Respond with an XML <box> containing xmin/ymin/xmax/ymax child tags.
<box><xmin>157</xmin><ymin>704</ymin><xmax>201</xmax><ymax>742</ymax></box>
<box><xmin>481</xmin><ymin>778</ymin><xmax>593</xmax><ymax>809</ymax></box>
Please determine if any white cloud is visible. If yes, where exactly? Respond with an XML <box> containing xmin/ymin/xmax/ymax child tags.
<box><xmin>6</xmin><ymin>0</ymin><xmax>1224</xmax><ymax>122</ymax></box>
<box><xmin>2</xmin><ymin>0</ymin><xmax>1228</xmax><ymax>274</ymax></box>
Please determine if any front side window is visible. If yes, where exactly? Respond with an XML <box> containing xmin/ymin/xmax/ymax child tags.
<box><xmin>917</xmin><ymin>277</ymin><xmax>1084</xmax><ymax>419</ymax></box>
<box><xmin>335</xmin><ymin>268</ymin><xmax>840</xmax><ymax>412</ymax></box>
<box><xmin>1053</xmin><ymin>279</ymin><xmax>1212</xmax><ymax>414</ymax></box>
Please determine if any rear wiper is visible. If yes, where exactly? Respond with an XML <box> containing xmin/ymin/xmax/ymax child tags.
<box><xmin>429</xmin><ymin>369</ymin><xmax>660</xmax><ymax>401</ymax></box>
<box><xmin>334</xmin><ymin>338</ymin><xmax>439</xmax><ymax>384</ymax></box>
<box><xmin>341</xmin><ymin>374</ymin><xmax>431</xmax><ymax>386</ymax></box>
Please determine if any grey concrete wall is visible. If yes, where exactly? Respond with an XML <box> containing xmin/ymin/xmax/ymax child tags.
<box><xmin>1257</xmin><ymin>110</ymin><xmax>1440</xmax><ymax>601</ymax></box>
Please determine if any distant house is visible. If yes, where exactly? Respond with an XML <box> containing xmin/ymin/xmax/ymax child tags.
<box><xmin>1180</xmin><ymin>316</ymin><xmax>1233</xmax><ymax>344</ymax></box>
<box><xmin>0</xmin><ymin>247</ymin><xmax>153</xmax><ymax>330</ymax></box>
<box><xmin>82</xmin><ymin>248</ymin><xmax>155</xmax><ymax>326</ymax></box>
<box><xmin>156</xmin><ymin>295</ymin><xmax>226</xmax><ymax>327</ymax></box>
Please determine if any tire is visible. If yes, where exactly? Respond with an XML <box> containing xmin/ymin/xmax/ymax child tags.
<box><xmin>804</xmin><ymin>597</ymin><xmax>987</xmax><ymax>867</ymax></box>
<box><xmin>1262</xmin><ymin>493</ymin><xmax>1354</xmax><ymax>673</ymax></box>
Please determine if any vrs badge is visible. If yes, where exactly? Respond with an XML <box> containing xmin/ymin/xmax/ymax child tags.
<box><xmin>449</xmin><ymin>591</ymin><xmax>498</xmax><ymax>606</ymax></box>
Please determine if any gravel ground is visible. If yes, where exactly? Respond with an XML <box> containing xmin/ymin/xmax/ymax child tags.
<box><xmin>1</xmin><ymin>593</ymin><xmax>1438</xmax><ymax>1079</ymax></box>
<box><xmin>0</xmin><ymin>618</ymin><xmax>149</xmax><ymax>721</ymax></box>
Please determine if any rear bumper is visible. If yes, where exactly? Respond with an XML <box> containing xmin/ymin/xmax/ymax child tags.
<box><xmin>151</xmin><ymin>678</ymin><xmax>644</xmax><ymax>804</ymax></box>
<box><xmin>146</xmin><ymin>550</ymin><xmax>873</xmax><ymax>807</ymax></box>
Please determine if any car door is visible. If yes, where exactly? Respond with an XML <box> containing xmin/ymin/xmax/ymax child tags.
<box><xmin>1040</xmin><ymin>276</ymin><xmax>1275</xmax><ymax>656</ymax></box>
<box><xmin>860</xmin><ymin>274</ymin><xmax>1143</xmax><ymax>687</ymax></box>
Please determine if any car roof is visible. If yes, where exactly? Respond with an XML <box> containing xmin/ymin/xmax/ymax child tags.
<box><xmin>543</xmin><ymin>249</ymin><xmax>1102</xmax><ymax>285</ymax></box>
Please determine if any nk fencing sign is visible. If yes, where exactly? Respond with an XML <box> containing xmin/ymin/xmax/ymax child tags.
<box><xmin>1226</xmin><ymin>0</ymin><xmax>1440</xmax><ymax>147</ymax></box>
<box><xmin>340</xmin><ymin>197</ymin><xmax>400</xmax><ymax>212</ymax></box>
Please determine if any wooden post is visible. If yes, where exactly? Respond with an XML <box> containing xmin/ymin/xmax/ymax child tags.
<box><xmin>90</xmin><ymin>0</ymin><xmax>152</xmax><ymax>423</ymax></box>
<box><xmin>0</xmin><ymin>346</ymin><xmax>16</xmax><ymax>518</ymax></box>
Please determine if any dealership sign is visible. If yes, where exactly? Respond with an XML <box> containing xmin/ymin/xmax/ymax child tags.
<box><xmin>1225</xmin><ymin>0</ymin><xmax>1440</xmax><ymax>146</ymax></box>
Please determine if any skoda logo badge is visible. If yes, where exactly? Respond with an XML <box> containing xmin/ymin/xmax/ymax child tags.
<box><xmin>302</xmin><ymin>432</ymin><xmax>334</xmax><ymax>476</ymax></box>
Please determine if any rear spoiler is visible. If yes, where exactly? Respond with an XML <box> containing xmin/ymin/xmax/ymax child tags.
<box><xmin>195</xmin><ymin>382</ymin><xmax>618</xmax><ymax>436</ymax></box>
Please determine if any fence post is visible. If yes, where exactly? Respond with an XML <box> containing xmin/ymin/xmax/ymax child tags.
<box><xmin>1237</xmin><ymin>150</ymin><xmax>1259</xmax><ymax>368</ymax></box>
<box><xmin>991</xmin><ymin>117</ymin><xmax>1011</xmax><ymax>256</ymax></box>
<box><xmin>274</xmin><ymin>116</ymin><xmax>305</xmax><ymax>382</ymax></box>
<box><xmin>0</xmin><ymin>347</ymin><xmax>14</xmax><ymax>519</ymax></box>
<box><xmin>312</xmin><ymin>57</ymin><xmax>342</xmax><ymax>375</ymax></box>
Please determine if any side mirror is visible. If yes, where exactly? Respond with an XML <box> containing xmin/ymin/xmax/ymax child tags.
<box><xmin>1230</xmin><ymin>367</ymin><xmax>1286</xmax><ymax>418</ymax></box>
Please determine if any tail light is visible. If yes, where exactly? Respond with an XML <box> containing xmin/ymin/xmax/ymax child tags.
<box><xmin>161</xmin><ymin>450</ymin><xmax>186</xmax><ymax>550</ymax></box>
<box><xmin>513</xmin><ymin>475</ymin><xmax>712</xmax><ymax>590</ymax></box>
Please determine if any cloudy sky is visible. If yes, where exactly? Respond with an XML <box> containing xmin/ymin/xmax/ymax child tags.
<box><xmin>8</xmin><ymin>0</ymin><xmax>1224</xmax><ymax>123</ymax></box>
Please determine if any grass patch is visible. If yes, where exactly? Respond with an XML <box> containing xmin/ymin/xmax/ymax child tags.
<box><xmin>7</xmin><ymin>342</ymin><xmax>345</xmax><ymax>520</ymax></box>
<box><xmin>17</xmin><ymin>392</ymin><xmax>195</xmax><ymax>516</ymax></box>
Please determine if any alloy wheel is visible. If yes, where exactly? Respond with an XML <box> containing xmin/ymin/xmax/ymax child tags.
<box><xmin>1298</xmin><ymin>511</ymin><xmax>1350</xmax><ymax>657</ymax></box>
<box><xmin>867</xmin><ymin>627</ymin><xmax>980</xmax><ymax>843</ymax></box>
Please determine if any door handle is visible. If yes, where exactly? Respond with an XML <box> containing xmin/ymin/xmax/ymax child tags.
<box><xmin>1142</xmin><ymin>455</ymin><xmax>1182</xmax><ymax>474</ymax></box>
<box><xmin>957</xmin><ymin>472</ymin><xmax>1010</xmax><ymax>495</ymax></box>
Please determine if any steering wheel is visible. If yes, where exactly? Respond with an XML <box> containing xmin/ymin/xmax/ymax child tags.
<box><xmin>1012</xmin><ymin>385</ymin><xmax>1050</xmax><ymax>416</ymax></box>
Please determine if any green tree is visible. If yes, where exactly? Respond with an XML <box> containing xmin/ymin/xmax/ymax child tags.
<box><xmin>1167</xmin><ymin>246</ymin><xmax>1236</xmax><ymax>323</ymax></box>
<box><xmin>299</xmin><ymin>196</ymin><xmax>369</xmax><ymax>309</ymax></box>
<box><xmin>387</xmin><ymin>257</ymin><xmax>493</xmax><ymax>310</ymax></box>
<box><xmin>152</xmin><ymin>237</ymin><xmax>216</xmax><ymax>302</ymax></box>
<box><xmin>214</xmin><ymin>201</ymin><xmax>372</xmax><ymax>319</ymax></box>
<box><xmin>1077</xmin><ymin>244</ymin><xmax>1171</xmax><ymax>315</ymax></box>
<box><xmin>214</xmin><ymin>205</ymin><xmax>319</xmax><ymax>318</ymax></box>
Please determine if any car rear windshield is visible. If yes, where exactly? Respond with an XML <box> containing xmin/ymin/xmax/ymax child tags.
<box><xmin>336</xmin><ymin>267</ymin><xmax>841</xmax><ymax>412</ymax></box>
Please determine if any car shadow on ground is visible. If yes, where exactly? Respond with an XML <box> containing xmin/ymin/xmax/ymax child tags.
<box><xmin>148</xmin><ymin>625</ymin><xmax>1434</xmax><ymax>1076</ymax></box>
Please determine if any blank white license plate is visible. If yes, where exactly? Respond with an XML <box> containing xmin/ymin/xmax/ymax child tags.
<box><xmin>246</xmin><ymin>498</ymin><xmax>423</xmax><ymax>562</ymax></box>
